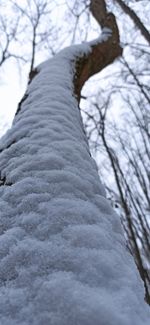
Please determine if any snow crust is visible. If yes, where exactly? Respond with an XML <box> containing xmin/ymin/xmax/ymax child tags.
<box><xmin>0</xmin><ymin>30</ymin><xmax>150</xmax><ymax>325</ymax></box>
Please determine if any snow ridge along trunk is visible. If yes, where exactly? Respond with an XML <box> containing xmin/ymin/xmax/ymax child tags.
<box><xmin>0</xmin><ymin>1</ymin><xmax>149</xmax><ymax>324</ymax></box>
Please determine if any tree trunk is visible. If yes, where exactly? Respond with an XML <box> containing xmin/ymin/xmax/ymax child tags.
<box><xmin>114</xmin><ymin>0</ymin><xmax>150</xmax><ymax>44</ymax></box>
<box><xmin>0</xmin><ymin>1</ymin><xmax>149</xmax><ymax>324</ymax></box>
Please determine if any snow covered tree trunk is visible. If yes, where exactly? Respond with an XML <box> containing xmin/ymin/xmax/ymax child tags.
<box><xmin>0</xmin><ymin>1</ymin><xmax>149</xmax><ymax>324</ymax></box>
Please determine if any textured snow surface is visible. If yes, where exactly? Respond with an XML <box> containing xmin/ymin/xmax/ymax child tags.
<box><xmin>0</xmin><ymin>32</ymin><xmax>150</xmax><ymax>325</ymax></box>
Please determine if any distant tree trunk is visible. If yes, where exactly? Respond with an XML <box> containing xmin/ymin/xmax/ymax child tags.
<box><xmin>114</xmin><ymin>0</ymin><xmax>150</xmax><ymax>44</ymax></box>
<box><xmin>0</xmin><ymin>1</ymin><xmax>149</xmax><ymax>324</ymax></box>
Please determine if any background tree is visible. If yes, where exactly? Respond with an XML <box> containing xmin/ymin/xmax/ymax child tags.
<box><xmin>81</xmin><ymin>0</ymin><xmax>150</xmax><ymax>303</ymax></box>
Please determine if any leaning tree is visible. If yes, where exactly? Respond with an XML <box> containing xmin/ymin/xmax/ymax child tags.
<box><xmin>0</xmin><ymin>1</ymin><xmax>149</xmax><ymax>324</ymax></box>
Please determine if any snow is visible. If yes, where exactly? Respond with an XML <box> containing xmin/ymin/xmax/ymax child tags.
<box><xmin>0</xmin><ymin>28</ymin><xmax>150</xmax><ymax>325</ymax></box>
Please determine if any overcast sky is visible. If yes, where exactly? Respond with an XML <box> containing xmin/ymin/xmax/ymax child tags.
<box><xmin>0</xmin><ymin>60</ymin><xmax>26</xmax><ymax>138</ymax></box>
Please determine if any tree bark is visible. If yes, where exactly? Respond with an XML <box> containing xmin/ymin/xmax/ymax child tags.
<box><xmin>0</xmin><ymin>1</ymin><xmax>149</xmax><ymax>324</ymax></box>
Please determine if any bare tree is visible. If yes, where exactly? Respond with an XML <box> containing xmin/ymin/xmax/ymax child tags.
<box><xmin>0</xmin><ymin>4</ymin><xmax>25</xmax><ymax>66</ymax></box>
<box><xmin>114</xmin><ymin>0</ymin><xmax>150</xmax><ymax>44</ymax></box>
<box><xmin>83</xmin><ymin>42</ymin><xmax>150</xmax><ymax>303</ymax></box>
<box><xmin>10</xmin><ymin>0</ymin><xmax>55</xmax><ymax>75</ymax></box>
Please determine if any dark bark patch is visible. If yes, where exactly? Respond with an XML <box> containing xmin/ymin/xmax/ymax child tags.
<box><xmin>0</xmin><ymin>173</ymin><xmax>12</xmax><ymax>186</ymax></box>
<box><xmin>28</xmin><ymin>67</ymin><xmax>39</xmax><ymax>84</ymax></box>
<box><xmin>15</xmin><ymin>93</ymin><xmax>29</xmax><ymax>116</ymax></box>
<box><xmin>15</xmin><ymin>67</ymin><xmax>39</xmax><ymax>117</ymax></box>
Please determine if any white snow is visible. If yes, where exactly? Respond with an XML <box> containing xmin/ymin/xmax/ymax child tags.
<box><xmin>0</xmin><ymin>28</ymin><xmax>149</xmax><ymax>325</ymax></box>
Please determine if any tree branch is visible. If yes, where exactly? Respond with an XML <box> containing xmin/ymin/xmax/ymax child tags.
<box><xmin>114</xmin><ymin>0</ymin><xmax>150</xmax><ymax>44</ymax></box>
